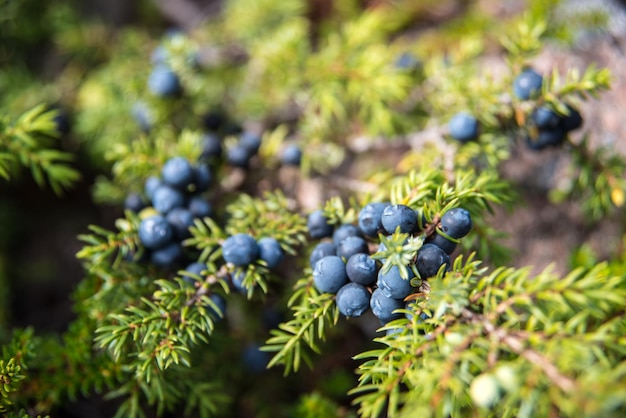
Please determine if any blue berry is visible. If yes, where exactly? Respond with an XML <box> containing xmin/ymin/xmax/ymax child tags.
<box><xmin>370</xmin><ymin>288</ymin><xmax>404</xmax><ymax>324</ymax></box>
<box><xmin>124</xmin><ymin>192</ymin><xmax>145</xmax><ymax>213</ymax></box>
<box><xmin>191</xmin><ymin>164</ymin><xmax>211</xmax><ymax>193</ymax></box>
<box><xmin>416</xmin><ymin>243</ymin><xmax>450</xmax><ymax>279</ymax></box>
<box><xmin>307</xmin><ymin>210</ymin><xmax>334</xmax><ymax>239</ymax></box>
<box><xmin>332</xmin><ymin>224</ymin><xmax>362</xmax><ymax>246</ymax></box>
<box><xmin>139</xmin><ymin>215</ymin><xmax>174</xmax><ymax>249</ymax></box>
<box><xmin>166</xmin><ymin>207</ymin><xmax>195</xmax><ymax>240</ymax></box>
<box><xmin>377</xmin><ymin>265</ymin><xmax>415</xmax><ymax>300</ymax></box>
<box><xmin>132</xmin><ymin>101</ymin><xmax>153</xmax><ymax>131</ymax></box>
<box><xmin>257</xmin><ymin>237</ymin><xmax>284</xmax><ymax>269</ymax></box>
<box><xmin>152</xmin><ymin>184</ymin><xmax>186</xmax><ymax>214</ymax></box>
<box><xmin>242</xmin><ymin>344</ymin><xmax>270</xmax><ymax>374</ymax></box>
<box><xmin>345</xmin><ymin>253</ymin><xmax>378</xmax><ymax>286</ymax></box>
<box><xmin>531</xmin><ymin>106</ymin><xmax>560</xmax><ymax>129</ymax></box>
<box><xmin>200</xmin><ymin>133</ymin><xmax>223</xmax><ymax>159</ymax></box>
<box><xmin>188</xmin><ymin>196</ymin><xmax>212</xmax><ymax>219</ymax></box>
<box><xmin>335</xmin><ymin>283</ymin><xmax>371</xmax><ymax>317</ymax></box>
<box><xmin>405</xmin><ymin>300</ymin><xmax>430</xmax><ymax>322</ymax></box>
<box><xmin>526</xmin><ymin>128</ymin><xmax>566</xmax><ymax>150</ymax></box>
<box><xmin>203</xmin><ymin>110</ymin><xmax>226</xmax><ymax>131</ymax></box>
<box><xmin>181</xmin><ymin>261</ymin><xmax>207</xmax><ymax>284</ymax></box>
<box><xmin>440</xmin><ymin>208</ymin><xmax>472</xmax><ymax>239</ymax></box>
<box><xmin>162</xmin><ymin>157</ymin><xmax>194</xmax><ymax>190</ymax></box>
<box><xmin>358</xmin><ymin>202</ymin><xmax>390</xmax><ymax>237</ymax></box>
<box><xmin>313</xmin><ymin>255</ymin><xmax>348</xmax><ymax>294</ymax></box>
<box><xmin>560</xmin><ymin>105</ymin><xmax>583</xmax><ymax>132</ymax></box>
<box><xmin>148</xmin><ymin>65</ymin><xmax>181</xmax><ymax>97</ymax></box>
<box><xmin>394</xmin><ymin>52</ymin><xmax>421</xmax><ymax>71</ymax></box>
<box><xmin>227</xmin><ymin>144</ymin><xmax>252</xmax><ymax>168</ymax></box>
<box><xmin>239</xmin><ymin>131</ymin><xmax>262</xmax><ymax>154</ymax></box>
<box><xmin>231</xmin><ymin>271</ymin><xmax>247</xmax><ymax>294</ymax></box>
<box><xmin>381</xmin><ymin>204</ymin><xmax>417</xmax><ymax>234</ymax></box>
<box><xmin>309</xmin><ymin>242</ymin><xmax>337</xmax><ymax>268</ymax></box>
<box><xmin>448</xmin><ymin>112</ymin><xmax>480</xmax><ymax>143</ymax></box>
<box><xmin>336</xmin><ymin>236</ymin><xmax>369</xmax><ymax>260</ymax></box>
<box><xmin>150</xmin><ymin>45</ymin><xmax>168</xmax><ymax>64</ymax></box>
<box><xmin>281</xmin><ymin>144</ymin><xmax>302</xmax><ymax>166</ymax></box>
<box><xmin>144</xmin><ymin>176</ymin><xmax>163</xmax><ymax>201</ymax></box>
<box><xmin>222</xmin><ymin>233</ymin><xmax>259</xmax><ymax>266</ymax></box>
<box><xmin>513</xmin><ymin>68</ymin><xmax>543</xmax><ymax>100</ymax></box>
<box><xmin>150</xmin><ymin>241</ymin><xmax>183</xmax><ymax>268</ymax></box>
<box><xmin>426</xmin><ymin>233</ymin><xmax>457</xmax><ymax>255</ymax></box>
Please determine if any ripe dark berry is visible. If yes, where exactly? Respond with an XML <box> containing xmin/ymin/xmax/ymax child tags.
<box><xmin>309</xmin><ymin>242</ymin><xmax>337</xmax><ymax>268</ymax></box>
<box><xmin>200</xmin><ymin>133</ymin><xmax>223</xmax><ymax>159</ymax></box>
<box><xmin>426</xmin><ymin>233</ymin><xmax>457</xmax><ymax>255</ymax></box>
<box><xmin>144</xmin><ymin>176</ymin><xmax>163</xmax><ymax>201</ymax></box>
<box><xmin>358</xmin><ymin>202</ymin><xmax>390</xmax><ymax>237</ymax></box>
<box><xmin>131</xmin><ymin>101</ymin><xmax>153</xmax><ymax>132</ymax></box>
<box><xmin>227</xmin><ymin>144</ymin><xmax>252</xmax><ymax>168</ymax></box>
<box><xmin>162</xmin><ymin>157</ymin><xmax>194</xmax><ymax>190</ymax></box>
<box><xmin>336</xmin><ymin>236</ymin><xmax>369</xmax><ymax>260</ymax></box>
<box><xmin>561</xmin><ymin>105</ymin><xmax>583</xmax><ymax>132</ymax></box>
<box><xmin>203</xmin><ymin>110</ymin><xmax>226</xmax><ymax>131</ymax></box>
<box><xmin>150</xmin><ymin>241</ymin><xmax>183</xmax><ymax>268</ymax></box>
<box><xmin>307</xmin><ymin>210</ymin><xmax>334</xmax><ymax>239</ymax></box>
<box><xmin>345</xmin><ymin>253</ymin><xmax>378</xmax><ymax>286</ymax></box>
<box><xmin>448</xmin><ymin>112</ymin><xmax>479</xmax><ymax>143</ymax></box>
<box><xmin>231</xmin><ymin>271</ymin><xmax>247</xmax><ymax>294</ymax></box>
<box><xmin>188</xmin><ymin>196</ymin><xmax>212</xmax><ymax>219</ymax></box>
<box><xmin>124</xmin><ymin>193</ymin><xmax>146</xmax><ymax>213</ymax></box>
<box><xmin>257</xmin><ymin>237</ymin><xmax>284</xmax><ymax>269</ymax></box>
<box><xmin>381</xmin><ymin>204</ymin><xmax>417</xmax><ymax>234</ymax></box>
<box><xmin>191</xmin><ymin>164</ymin><xmax>211</xmax><ymax>192</ymax></box>
<box><xmin>166</xmin><ymin>207</ymin><xmax>195</xmax><ymax>240</ymax></box>
<box><xmin>152</xmin><ymin>184</ymin><xmax>186</xmax><ymax>214</ymax></box>
<box><xmin>239</xmin><ymin>131</ymin><xmax>262</xmax><ymax>155</ymax></box>
<box><xmin>281</xmin><ymin>143</ymin><xmax>302</xmax><ymax>166</ymax></box>
<box><xmin>182</xmin><ymin>261</ymin><xmax>207</xmax><ymax>284</ymax></box>
<box><xmin>148</xmin><ymin>65</ymin><xmax>181</xmax><ymax>97</ymax></box>
<box><xmin>416</xmin><ymin>243</ymin><xmax>450</xmax><ymax>279</ymax></box>
<box><xmin>242</xmin><ymin>344</ymin><xmax>270</xmax><ymax>374</ymax></box>
<box><xmin>138</xmin><ymin>215</ymin><xmax>174</xmax><ymax>249</ymax></box>
<box><xmin>513</xmin><ymin>68</ymin><xmax>543</xmax><ymax>100</ymax></box>
<box><xmin>526</xmin><ymin>128</ymin><xmax>566</xmax><ymax>150</ymax></box>
<box><xmin>377</xmin><ymin>265</ymin><xmax>415</xmax><ymax>300</ymax></box>
<box><xmin>531</xmin><ymin>106</ymin><xmax>560</xmax><ymax>129</ymax></box>
<box><xmin>440</xmin><ymin>208</ymin><xmax>472</xmax><ymax>239</ymax></box>
<box><xmin>332</xmin><ymin>224</ymin><xmax>362</xmax><ymax>246</ymax></box>
<box><xmin>222</xmin><ymin>234</ymin><xmax>259</xmax><ymax>266</ymax></box>
<box><xmin>313</xmin><ymin>255</ymin><xmax>348</xmax><ymax>294</ymax></box>
<box><xmin>208</xmin><ymin>294</ymin><xmax>227</xmax><ymax>320</ymax></box>
<box><xmin>370</xmin><ymin>288</ymin><xmax>404</xmax><ymax>324</ymax></box>
<box><xmin>335</xmin><ymin>283</ymin><xmax>371</xmax><ymax>317</ymax></box>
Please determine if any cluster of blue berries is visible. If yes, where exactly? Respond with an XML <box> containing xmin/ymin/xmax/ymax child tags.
<box><xmin>307</xmin><ymin>203</ymin><xmax>472</xmax><ymax>328</ymax></box>
<box><xmin>128</xmin><ymin>156</ymin><xmax>213</xmax><ymax>269</ymax></box>
<box><xmin>446</xmin><ymin>67</ymin><xmax>583</xmax><ymax>150</ymax></box>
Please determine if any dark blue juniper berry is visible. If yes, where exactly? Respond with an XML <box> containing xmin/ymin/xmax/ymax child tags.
<box><xmin>144</xmin><ymin>176</ymin><xmax>163</xmax><ymax>201</ymax></box>
<box><xmin>227</xmin><ymin>144</ymin><xmax>252</xmax><ymax>168</ymax></box>
<box><xmin>242</xmin><ymin>344</ymin><xmax>270</xmax><ymax>374</ymax></box>
<box><xmin>332</xmin><ymin>224</ymin><xmax>362</xmax><ymax>246</ymax></box>
<box><xmin>531</xmin><ymin>106</ymin><xmax>561</xmax><ymax>130</ymax></box>
<box><xmin>513</xmin><ymin>68</ymin><xmax>543</xmax><ymax>100</ymax></box>
<box><xmin>124</xmin><ymin>192</ymin><xmax>145</xmax><ymax>213</ymax></box>
<box><xmin>231</xmin><ymin>271</ymin><xmax>247</xmax><ymax>294</ymax></box>
<box><xmin>440</xmin><ymin>208</ymin><xmax>472</xmax><ymax>239</ymax></box>
<box><xmin>131</xmin><ymin>101</ymin><xmax>153</xmax><ymax>132</ymax></box>
<box><xmin>309</xmin><ymin>242</ymin><xmax>337</xmax><ymax>268</ymax></box>
<box><xmin>138</xmin><ymin>215</ymin><xmax>174</xmax><ymax>249</ymax></box>
<box><xmin>336</xmin><ymin>235</ymin><xmax>369</xmax><ymax>260</ymax></box>
<box><xmin>416</xmin><ymin>243</ymin><xmax>450</xmax><ymax>279</ymax></box>
<box><xmin>377</xmin><ymin>265</ymin><xmax>415</xmax><ymax>300</ymax></box>
<box><xmin>381</xmin><ymin>204</ymin><xmax>417</xmax><ymax>234</ymax></box>
<box><xmin>148</xmin><ymin>65</ymin><xmax>181</xmax><ymax>97</ymax></box>
<box><xmin>307</xmin><ymin>210</ymin><xmax>334</xmax><ymax>239</ymax></box>
<box><xmin>370</xmin><ymin>288</ymin><xmax>404</xmax><ymax>324</ymax></box>
<box><xmin>200</xmin><ymin>133</ymin><xmax>223</xmax><ymax>159</ymax></box>
<box><xmin>526</xmin><ymin>128</ymin><xmax>566</xmax><ymax>150</ymax></box>
<box><xmin>222</xmin><ymin>233</ymin><xmax>259</xmax><ymax>266</ymax></box>
<box><xmin>162</xmin><ymin>157</ymin><xmax>194</xmax><ymax>190</ymax></box>
<box><xmin>152</xmin><ymin>184</ymin><xmax>186</xmax><ymax>214</ymax></box>
<box><xmin>191</xmin><ymin>164</ymin><xmax>211</xmax><ymax>193</ymax></box>
<box><xmin>150</xmin><ymin>241</ymin><xmax>183</xmax><ymax>269</ymax></box>
<box><xmin>345</xmin><ymin>253</ymin><xmax>378</xmax><ymax>286</ymax></box>
<box><xmin>313</xmin><ymin>255</ymin><xmax>348</xmax><ymax>294</ymax></box>
<box><xmin>257</xmin><ymin>237</ymin><xmax>284</xmax><ymax>269</ymax></box>
<box><xmin>335</xmin><ymin>283</ymin><xmax>371</xmax><ymax>317</ymax></box>
<box><xmin>181</xmin><ymin>261</ymin><xmax>207</xmax><ymax>285</ymax></box>
<box><xmin>239</xmin><ymin>131</ymin><xmax>262</xmax><ymax>155</ymax></box>
<box><xmin>188</xmin><ymin>196</ymin><xmax>213</xmax><ymax>219</ymax></box>
<box><xmin>448</xmin><ymin>112</ymin><xmax>480</xmax><ymax>143</ymax></box>
<box><xmin>358</xmin><ymin>202</ymin><xmax>390</xmax><ymax>237</ymax></box>
<box><xmin>281</xmin><ymin>143</ymin><xmax>302</xmax><ymax>166</ymax></box>
<box><xmin>208</xmin><ymin>294</ymin><xmax>227</xmax><ymax>320</ymax></box>
<box><xmin>166</xmin><ymin>207</ymin><xmax>195</xmax><ymax>240</ymax></box>
<box><xmin>560</xmin><ymin>105</ymin><xmax>583</xmax><ymax>132</ymax></box>
<box><xmin>426</xmin><ymin>232</ymin><xmax>457</xmax><ymax>255</ymax></box>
